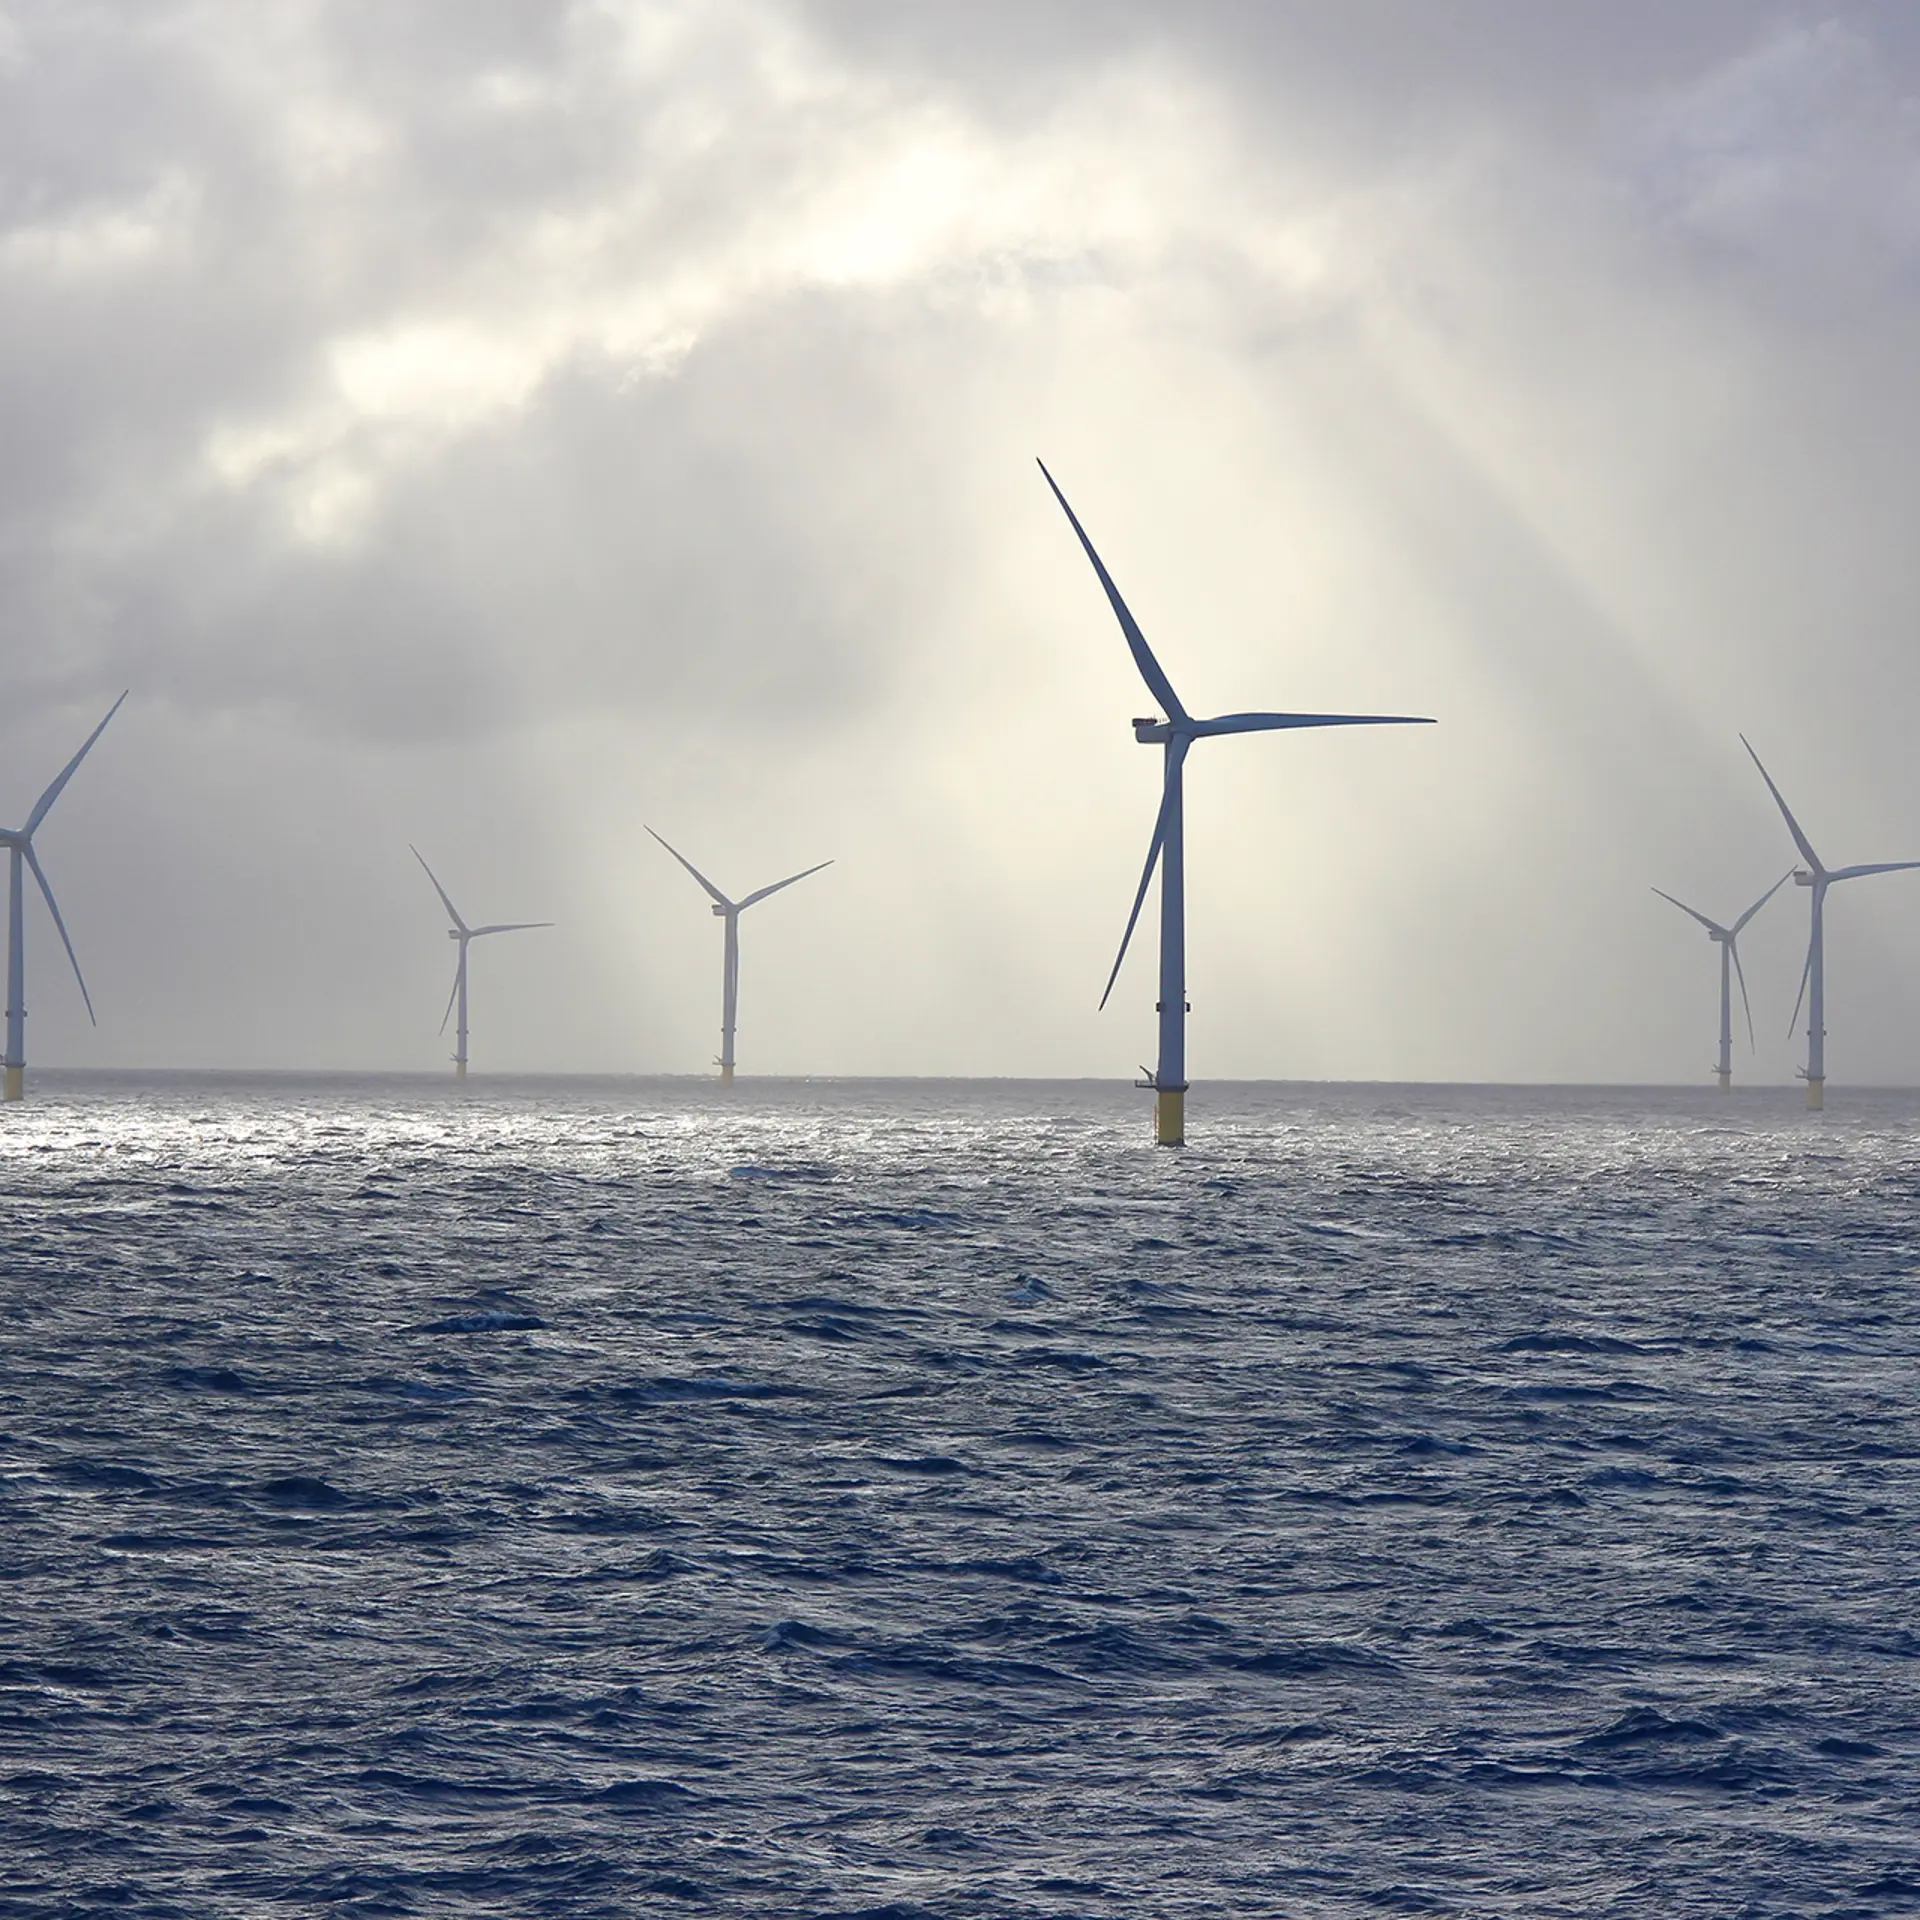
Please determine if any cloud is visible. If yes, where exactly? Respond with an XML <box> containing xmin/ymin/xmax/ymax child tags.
<box><xmin>4</xmin><ymin>1</ymin><xmax>1920</xmax><ymax>1082</ymax></box>
<box><xmin>1629</xmin><ymin>15</ymin><xmax>1920</xmax><ymax>281</ymax></box>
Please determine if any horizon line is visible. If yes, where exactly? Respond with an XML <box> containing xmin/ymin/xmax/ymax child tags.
<box><xmin>13</xmin><ymin>1067</ymin><xmax>1916</xmax><ymax>1093</ymax></box>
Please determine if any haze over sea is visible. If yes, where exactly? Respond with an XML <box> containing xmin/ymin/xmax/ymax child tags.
<box><xmin>5</xmin><ymin>1074</ymin><xmax>1919</xmax><ymax>1918</ymax></box>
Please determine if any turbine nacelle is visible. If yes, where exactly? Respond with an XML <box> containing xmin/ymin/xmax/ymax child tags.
<box><xmin>1794</xmin><ymin>869</ymin><xmax>1815</xmax><ymax>887</ymax></box>
<box><xmin>1131</xmin><ymin>717</ymin><xmax>1168</xmax><ymax>742</ymax></box>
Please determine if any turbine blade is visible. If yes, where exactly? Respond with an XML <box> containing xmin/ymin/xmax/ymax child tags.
<box><xmin>1100</xmin><ymin>784</ymin><xmax>1173</xmax><ymax>1011</ymax></box>
<box><xmin>24</xmin><ymin>691</ymin><xmax>127</xmax><ymax>837</ymax></box>
<box><xmin>1650</xmin><ymin>887</ymin><xmax>1726</xmax><ymax>937</ymax></box>
<box><xmin>439</xmin><ymin>956</ymin><xmax>462</xmax><ymax>1036</ymax></box>
<box><xmin>1730</xmin><ymin>868</ymin><xmax>1795</xmax><ymax>936</ymax></box>
<box><xmin>1741</xmin><ymin>736</ymin><xmax>1824</xmax><ymax>876</ymax></box>
<box><xmin>646</xmin><ymin>827</ymin><xmax>732</xmax><ymax>909</ymax></box>
<box><xmin>469</xmin><ymin>921</ymin><xmax>554</xmax><ymax>937</ymax></box>
<box><xmin>24</xmin><ymin>845</ymin><xmax>93</xmax><ymax>1025</ymax></box>
<box><xmin>1788</xmin><ymin>934</ymin><xmax>1813</xmax><ymax>1041</ymax></box>
<box><xmin>1728</xmin><ymin>935</ymin><xmax>1756</xmax><ymax>1050</ymax></box>
<box><xmin>1036</xmin><ymin>460</ymin><xmax>1188</xmax><ymax>722</ymax></box>
<box><xmin>1828</xmin><ymin>860</ymin><xmax>1920</xmax><ymax>881</ymax></box>
<box><xmin>1192</xmin><ymin>711</ymin><xmax>1434</xmax><ymax>737</ymax></box>
<box><xmin>739</xmin><ymin>861</ymin><xmax>833</xmax><ymax>910</ymax></box>
<box><xmin>411</xmin><ymin>846</ymin><xmax>469</xmax><ymax>934</ymax></box>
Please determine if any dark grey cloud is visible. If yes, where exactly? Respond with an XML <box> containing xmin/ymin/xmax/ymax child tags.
<box><xmin>800</xmin><ymin>1</ymin><xmax>1889</xmax><ymax>140</ymax></box>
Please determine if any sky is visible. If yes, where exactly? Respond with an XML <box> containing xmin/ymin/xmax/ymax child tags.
<box><xmin>6</xmin><ymin>0</ymin><xmax>1920</xmax><ymax>1084</ymax></box>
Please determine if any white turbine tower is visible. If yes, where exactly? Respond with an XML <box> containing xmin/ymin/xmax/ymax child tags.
<box><xmin>411</xmin><ymin>848</ymin><xmax>550</xmax><ymax>1080</ymax></box>
<box><xmin>1742</xmin><ymin>737</ymin><xmax>1920</xmax><ymax>1109</ymax></box>
<box><xmin>1039</xmin><ymin>461</ymin><xmax>1432</xmax><ymax>1147</ymax></box>
<box><xmin>648</xmin><ymin>828</ymin><xmax>830</xmax><ymax>1087</ymax></box>
<box><xmin>1651</xmin><ymin>872</ymin><xmax>1790</xmax><ymax>1089</ymax></box>
<box><xmin>1</xmin><ymin>693</ymin><xmax>127</xmax><ymax>1101</ymax></box>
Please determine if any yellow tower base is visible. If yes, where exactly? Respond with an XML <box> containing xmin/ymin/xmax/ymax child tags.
<box><xmin>1155</xmin><ymin>1087</ymin><xmax>1185</xmax><ymax>1148</ymax></box>
<box><xmin>1716</xmin><ymin>1070</ymin><xmax>1730</xmax><ymax>1092</ymax></box>
<box><xmin>1806</xmin><ymin>1077</ymin><xmax>1824</xmax><ymax>1111</ymax></box>
<box><xmin>455</xmin><ymin>1060</ymin><xmax>467</xmax><ymax>1083</ymax></box>
<box><xmin>720</xmin><ymin>1063</ymin><xmax>735</xmax><ymax>1088</ymax></box>
<box><xmin>3</xmin><ymin>1066</ymin><xmax>20</xmax><ymax>1102</ymax></box>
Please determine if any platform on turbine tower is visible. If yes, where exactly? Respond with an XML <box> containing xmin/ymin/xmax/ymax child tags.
<box><xmin>1155</xmin><ymin>1088</ymin><xmax>1185</xmax><ymax>1148</ymax></box>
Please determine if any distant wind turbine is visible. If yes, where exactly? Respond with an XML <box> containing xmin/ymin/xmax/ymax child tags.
<box><xmin>1651</xmin><ymin>873</ymin><xmax>1790</xmax><ymax>1089</ymax></box>
<box><xmin>1038</xmin><ymin>461</ymin><xmax>1433</xmax><ymax>1147</ymax></box>
<box><xmin>647</xmin><ymin>828</ymin><xmax>830</xmax><ymax>1087</ymax></box>
<box><xmin>1</xmin><ymin>693</ymin><xmax>127</xmax><ymax>1101</ymax></box>
<box><xmin>411</xmin><ymin>848</ymin><xmax>550</xmax><ymax>1080</ymax></box>
<box><xmin>1742</xmin><ymin>737</ymin><xmax>1920</xmax><ymax>1109</ymax></box>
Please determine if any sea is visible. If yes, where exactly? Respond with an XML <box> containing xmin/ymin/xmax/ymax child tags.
<box><xmin>3</xmin><ymin>1074</ymin><xmax>1918</xmax><ymax>1919</ymax></box>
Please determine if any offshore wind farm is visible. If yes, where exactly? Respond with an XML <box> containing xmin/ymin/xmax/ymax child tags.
<box><xmin>13</xmin><ymin>8</ymin><xmax>1920</xmax><ymax>1919</ymax></box>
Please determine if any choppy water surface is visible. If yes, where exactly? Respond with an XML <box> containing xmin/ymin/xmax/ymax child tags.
<box><xmin>4</xmin><ymin>1075</ymin><xmax>1920</xmax><ymax>1918</ymax></box>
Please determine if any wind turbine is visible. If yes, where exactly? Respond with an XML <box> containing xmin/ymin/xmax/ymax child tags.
<box><xmin>1651</xmin><ymin>873</ymin><xmax>1790</xmax><ymax>1090</ymax></box>
<box><xmin>1742</xmin><ymin>737</ymin><xmax>1920</xmax><ymax>1109</ymax></box>
<box><xmin>1</xmin><ymin>692</ymin><xmax>127</xmax><ymax>1101</ymax></box>
<box><xmin>647</xmin><ymin>828</ymin><xmax>830</xmax><ymax>1087</ymax></box>
<box><xmin>411</xmin><ymin>848</ymin><xmax>550</xmax><ymax>1080</ymax></box>
<box><xmin>1038</xmin><ymin>461</ymin><xmax>1433</xmax><ymax>1147</ymax></box>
